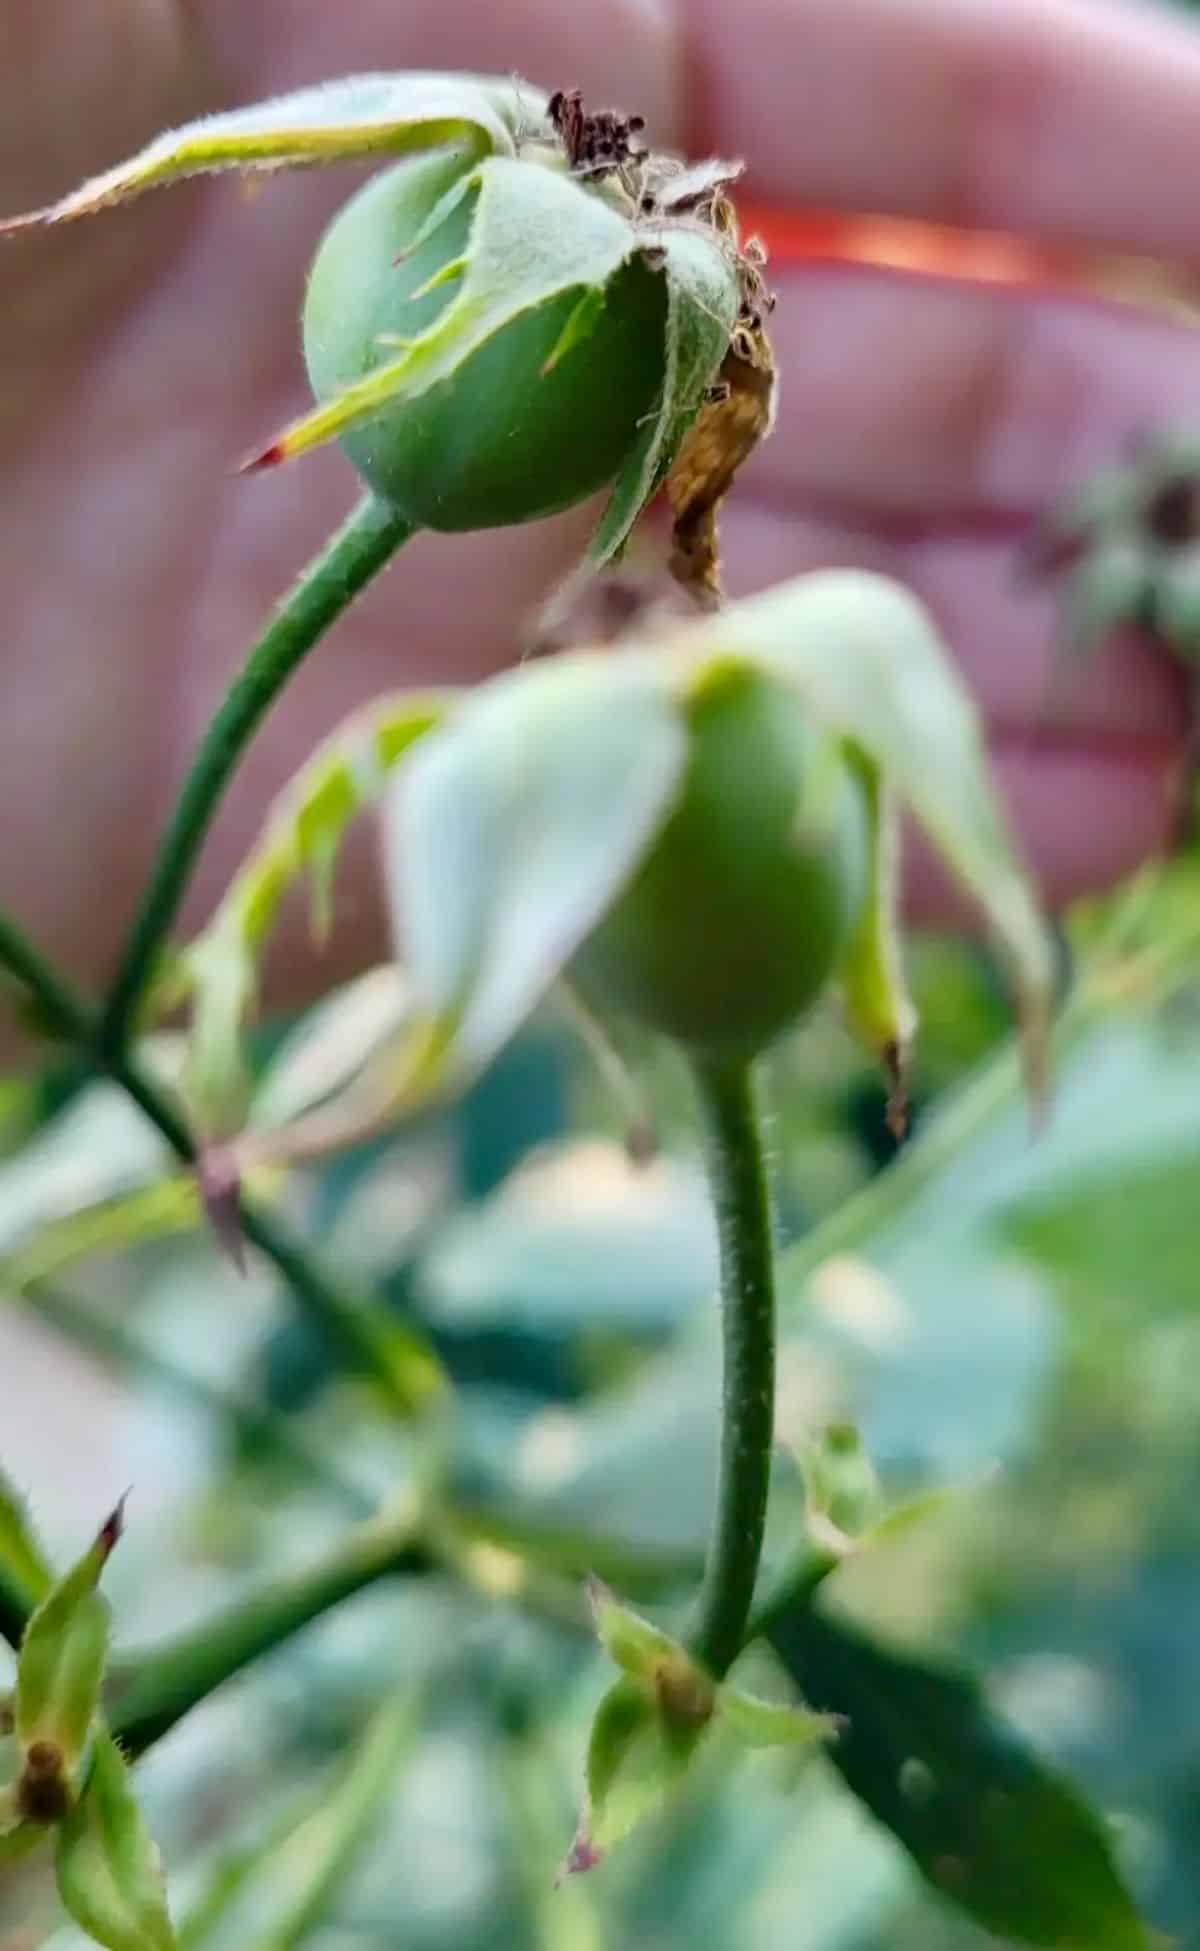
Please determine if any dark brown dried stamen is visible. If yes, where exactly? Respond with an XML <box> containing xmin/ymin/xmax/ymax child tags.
<box><xmin>548</xmin><ymin>88</ymin><xmax>648</xmax><ymax>178</ymax></box>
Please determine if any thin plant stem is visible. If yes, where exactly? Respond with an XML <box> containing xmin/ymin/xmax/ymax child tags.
<box><xmin>0</xmin><ymin>910</ymin><xmax>93</xmax><ymax>1042</ymax></box>
<box><xmin>109</xmin><ymin>1508</ymin><xmax>432</xmax><ymax>1755</ymax></box>
<box><xmin>100</xmin><ymin>492</ymin><xmax>415</xmax><ymax>1055</ymax></box>
<box><xmin>688</xmin><ymin>1054</ymin><xmax>777</xmax><ymax>1677</ymax></box>
<box><xmin>0</xmin><ymin>906</ymin><xmax>444</xmax><ymax>1414</ymax></box>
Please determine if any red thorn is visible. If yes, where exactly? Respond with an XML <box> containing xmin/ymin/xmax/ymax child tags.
<box><xmin>197</xmin><ymin>1147</ymin><xmax>247</xmax><ymax>1274</ymax></box>
<box><xmin>238</xmin><ymin>440</ymin><xmax>286</xmax><ymax>476</ymax></box>
<box><xmin>98</xmin><ymin>1490</ymin><xmax>130</xmax><ymax>1560</ymax></box>
<box><xmin>557</xmin><ymin>1830</ymin><xmax>602</xmax><ymax>1882</ymax></box>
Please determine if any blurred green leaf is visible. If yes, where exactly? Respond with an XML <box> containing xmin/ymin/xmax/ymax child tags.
<box><xmin>0</xmin><ymin>1465</ymin><xmax>52</xmax><ymax>1645</ymax></box>
<box><xmin>178</xmin><ymin>1685</ymin><xmax>418</xmax><ymax>1951</ymax></box>
<box><xmin>387</xmin><ymin>654</ymin><xmax>687</xmax><ymax>1098</ymax></box>
<box><xmin>0</xmin><ymin>1179</ymin><xmax>207</xmax><ymax>1295</ymax></box>
<box><xmin>717</xmin><ymin>1686</ymin><xmax>838</xmax><ymax>1753</ymax></box>
<box><xmin>248</xmin><ymin>967</ymin><xmax>411</xmax><ymax>1132</ymax></box>
<box><xmin>184</xmin><ymin>697</ymin><xmax>446</xmax><ymax>1134</ymax></box>
<box><xmin>55</xmin><ymin>1727</ymin><xmax>176</xmax><ymax>1951</ymax></box>
<box><xmin>0</xmin><ymin>1071</ymin><xmax>177</xmax><ymax>1265</ymax></box>
<box><xmin>415</xmin><ymin>1138</ymin><xmax>715</xmax><ymax>1337</ymax></box>
<box><xmin>1001</xmin><ymin>1148</ymin><xmax>1200</xmax><ymax>1322</ymax></box>
<box><xmin>710</xmin><ymin>572</ymin><xmax>1054</xmax><ymax>1095</ymax></box>
<box><xmin>769</xmin><ymin>1606</ymin><xmax>1146</xmax><ymax>1948</ymax></box>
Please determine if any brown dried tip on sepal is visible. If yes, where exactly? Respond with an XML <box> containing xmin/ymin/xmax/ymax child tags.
<box><xmin>97</xmin><ymin>1493</ymin><xmax>128</xmax><ymax>1563</ymax></box>
<box><xmin>15</xmin><ymin>1740</ymin><xmax>70</xmax><ymax>1825</ymax></box>
<box><xmin>882</xmin><ymin>1039</ymin><xmax>910</xmax><ymax>1144</ymax></box>
<box><xmin>197</xmin><ymin>1146</ymin><xmax>246</xmax><ymax>1273</ymax></box>
<box><xmin>558</xmin><ymin>1823</ymin><xmax>603</xmax><ymax>1881</ymax></box>
<box><xmin>665</xmin><ymin>245</ymin><xmax>778</xmax><ymax>612</ymax></box>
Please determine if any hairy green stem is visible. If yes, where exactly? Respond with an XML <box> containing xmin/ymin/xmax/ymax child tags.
<box><xmin>105</xmin><ymin>1502</ymin><xmax>704</xmax><ymax>1757</ymax></box>
<box><xmin>100</xmin><ymin>492</ymin><xmax>415</xmax><ymax>1054</ymax></box>
<box><xmin>109</xmin><ymin>1508</ymin><xmax>432</xmax><ymax>1755</ymax></box>
<box><xmin>688</xmin><ymin>1055</ymin><xmax>777</xmax><ymax>1677</ymax></box>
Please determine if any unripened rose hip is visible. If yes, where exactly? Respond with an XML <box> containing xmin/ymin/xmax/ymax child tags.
<box><xmin>570</xmin><ymin>660</ymin><xmax>870</xmax><ymax>1055</ymax></box>
<box><xmin>303</xmin><ymin>148</ymin><xmax>672</xmax><ymax>532</ymax></box>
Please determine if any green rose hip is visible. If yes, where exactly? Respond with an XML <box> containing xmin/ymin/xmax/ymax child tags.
<box><xmin>302</xmin><ymin>148</ymin><xmax>671</xmax><ymax>532</ymax></box>
<box><xmin>571</xmin><ymin>661</ymin><xmax>871</xmax><ymax>1056</ymax></box>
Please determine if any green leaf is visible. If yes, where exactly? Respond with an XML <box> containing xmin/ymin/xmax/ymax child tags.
<box><xmin>243</xmin><ymin>1687</ymin><xmax>417</xmax><ymax>1951</ymax></box>
<box><xmin>177</xmin><ymin>1686</ymin><xmax>418</xmax><ymax>1951</ymax></box>
<box><xmin>768</xmin><ymin>1607</ymin><xmax>1146</xmax><ymax>1948</ymax></box>
<box><xmin>0</xmin><ymin>72</ymin><xmax>534</xmax><ymax>229</ymax></box>
<box><xmin>0</xmin><ymin>1465</ymin><xmax>52</xmax><ymax>1644</ymax></box>
<box><xmin>16</xmin><ymin>1504</ymin><xmax>122</xmax><ymax>1779</ymax></box>
<box><xmin>182</xmin><ymin>694</ymin><xmax>447</xmax><ymax>1134</ymax></box>
<box><xmin>0</xmin><ymin>1070</ymin><xmax>177</xmax><ymax>1265</ymax></box>
<box><xmin>589</xmin><ymin>221</ymin><xmax>738</xmax><ymax>566</ymax></box>
<box><xmin>248</xmin><ymin>966</ymin><xmax>412</xmax><ymax>1132</ymax></box>
<box><xmin>55</xmin><ymin>1728</ymin><xmax>176</xmax><ymax>1951</ymax></box>
<box><xmin>413</xmin><ymin>1137</ymin><xmax>715</xmax><ymax>1337</ymax></box>
<box><xmin>718</xmin><ymin>1685</ymin><xmax>839</xmax><ymax>1752</ymax></box>
<box><xmin>0</xmin><ymin>1814</ymin><xmax>43</xmax><ymax>1868</ymax></box>
<box><xmin>0</xmin><ymin>1176</ymin><xmax>210</xmax><ymax>1296</ymax></box>
<box><xmin>247</xmin><ymin>154</ymin><xmax>645</xmax><ymax>468</ymax></box>
<box><xmin>384</xmin><ymin>652</ymin><xmax>687</xmax><ymax>1098</ymax></box>
<box><xmin>702</xmin><ymin>572</ymin><xmax>1055</xmax><ymax>1100</ymax></box>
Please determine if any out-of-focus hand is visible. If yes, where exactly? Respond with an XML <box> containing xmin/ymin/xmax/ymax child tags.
<box><xmin>0</xmin><ymin>0</ymin><xmax>1195</xmax><ymax>1014</ymax></box>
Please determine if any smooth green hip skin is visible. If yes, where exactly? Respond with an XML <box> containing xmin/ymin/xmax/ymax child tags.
<box><xmin>572</xmin><ymin>664</ymin><xmax>870</xmax><ymax>1057</ymax></box>
<box><xmin>303</xmin><ymin>153</ymin><xmax>668</xmax><ymax>532</ymax></box>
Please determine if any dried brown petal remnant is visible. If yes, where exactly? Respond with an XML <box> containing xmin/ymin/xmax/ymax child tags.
<box><xmin>544</xmin><ymin>88</ymin><xmax>776</xmax><ymax>609</ymax></box>
<box><xmin>666</xmin><ymin>251</ymin><xmax>777</xmax><ymax>612</ymax></box>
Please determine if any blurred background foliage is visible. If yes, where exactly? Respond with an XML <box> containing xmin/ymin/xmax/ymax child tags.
<box><xmin>4</xmin><ymin>830</ymin><xmax>1200</xmax><ymax>1947</ymax></box>
<box><xmin>9</xmin><ymin>0</ymin><xmax>1200</xmax><ymax>1937</ymax></box>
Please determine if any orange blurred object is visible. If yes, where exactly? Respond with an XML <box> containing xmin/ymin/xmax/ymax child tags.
<box><xmin>738</xmin><ymin>202</ymin><xmax>1200</xmax><ymax>323</ymax></box>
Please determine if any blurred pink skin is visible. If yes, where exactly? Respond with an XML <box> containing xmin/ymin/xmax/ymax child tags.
<box><xmin>0</xmin><ymin>0</ymin><xmax>1195</xmax><ymax>1043</ymax></box>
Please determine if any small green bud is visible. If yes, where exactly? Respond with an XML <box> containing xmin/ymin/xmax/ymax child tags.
<box><xmin>801</xmin><ymin>1421</ymin><xmax>881</xmax><ymax>1543</ymax></box>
